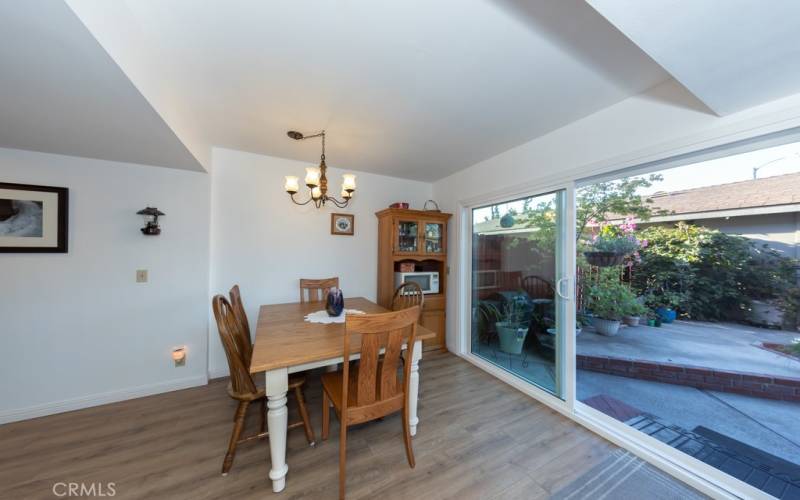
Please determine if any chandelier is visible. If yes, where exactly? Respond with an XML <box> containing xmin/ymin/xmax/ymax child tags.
<box><xmin>283</xmin><ymin>130</ymin><xmax>356</xmax><ymax>208</ymax></box>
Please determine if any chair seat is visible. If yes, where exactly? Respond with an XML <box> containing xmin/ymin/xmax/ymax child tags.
<box><xmin>228</xmin><ymin>373</ymin><xmax>307</xmax><ymax>401</ymax></box>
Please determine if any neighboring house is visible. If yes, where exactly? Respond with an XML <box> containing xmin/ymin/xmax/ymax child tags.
<box><xmin>614</xmin><ymin>173</ymin><xmax>800</xmax><ymax>261</ymax></box>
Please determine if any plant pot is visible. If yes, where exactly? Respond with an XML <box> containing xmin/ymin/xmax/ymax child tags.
<box><xmin>655</xmin><ymin>307</ymin><xmax>676</xmax><ymax>323</ymax></box>
<box><xmin>593</xmin><ymin>318</ymin><xmax>621</xmax><ymax>336</ymax></box>
<box><xmin>622</xmin><ymin>315</ymin><xmax>640</xmax><ymax>327</ymax></box>
<box><xmin>647</xmin><ymin>319</ymin><xmax>656</xmax><ymax>327</ymax></box>
<box><xmin>496</xmin><ymin>322</ymin><xmax>529</xmax><ymax>354</ymax></box>
<box><xmin>749</xmin><ymin>300</ymin><xmax>785</xmax><ymax>328</ymax></box>
<box><xmin>583</xmin><ymin>251</ymin><xmax>626</xmax><ymax>267</ymax></box>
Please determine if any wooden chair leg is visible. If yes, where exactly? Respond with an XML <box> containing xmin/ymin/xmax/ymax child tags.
<box><xmin>222</xmin><ymin>401</ymin><xmax>249</xmax><ymax>476</ymax></box>
<box><xmin>259</xmin><ymin>398</ymin><xmax>266</xmax><ymax>434</ymax></box>
<box><xmin>321</xmin><ymin>391</ymin><xmax>330</xmax><ymax>441</ymax></box>
<box><xmin>402</xmin><ymin>405</ymin><xmax>415</xmax><ymax>468</ymax></box>
<box><xmin>339</xmin><ymin>422</ymin><xmax>347</xmax><ymax>500</ymax></box>
<box><xmin>294</xmin><ymin>385</ymin><xmax>315</xmax><ymax>446</ymax></box>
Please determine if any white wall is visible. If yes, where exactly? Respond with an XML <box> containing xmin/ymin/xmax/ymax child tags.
<box><xmin>434</xmin><ymin>79</ymin><xmax>800</xmax><ymax>350</ymax></box>
<box><xmin>0</xmin><ymin>148</ymin><xmax>210</xmax><ymax>423</ymax></box>
<box><xmin>208</xmin><ymin>148</ymin><xmax>432</xmax><ymax>377</ymax></box>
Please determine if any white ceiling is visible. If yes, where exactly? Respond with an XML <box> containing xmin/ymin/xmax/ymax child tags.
<box><xmin>65</xmin><ymin>0</ymin><xmax>669</xmax><ymax>181</ymax></box>
<box><xmin>588</xmin><ymin>0</ymin><xmax>800</xmax><ymax>116</ymax></box>
<box><xmin>0</xmin><ymin>0</ymin><xmax>203</xmax><ymax>171</ymax></box>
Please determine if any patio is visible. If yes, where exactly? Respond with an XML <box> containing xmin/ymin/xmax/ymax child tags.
<box><xmin>577</xmin><ymin>320</ymin><xmax>800</xmax><ymax>379</ymax></box>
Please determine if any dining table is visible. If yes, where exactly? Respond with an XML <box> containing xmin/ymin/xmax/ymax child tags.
<box><xmin>249</xmin><ymin>296</ymin><xmax>436</xmax><ymax>493</ymax></box>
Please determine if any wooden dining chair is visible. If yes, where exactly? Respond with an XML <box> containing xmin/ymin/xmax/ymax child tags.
<box><xmin>391</xmin><ymin>281</ymin><xmax>425</xmax><ymax>311</ymax></box>
<box><xmin>299</xmin><ymin>277</ymin><xmax>339</xmax><ymax>303</ymax></box>
<box><xmin>228</xmin><ymin>285</ymin><xmax>252</xmax><ymax>361</ymax></box>
<box><xmin>321</xmin><ymin>306</ymin><xmax>420</xmax><ymax>499</ymax></box>
<box><xmin>212</xmin><ymin>294</ymin><xmax>315</xmax><ymax>476</ymax></box>
<box><xmin>521</xmin><ymin>275</ymin><xmax>555</xmax><ymax>300</ymax></box>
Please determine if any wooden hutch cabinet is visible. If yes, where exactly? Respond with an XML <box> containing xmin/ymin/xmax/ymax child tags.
<box><xmin>376</xmin><ymin>208</ymin><xmax>452</xmax><ymax>350</ymax></box>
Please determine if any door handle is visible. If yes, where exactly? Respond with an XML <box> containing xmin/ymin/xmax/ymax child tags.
<box><xmin>556</xmin><ymin>277</ymin><xmax>572</xmax><ymax>300</ymax></box>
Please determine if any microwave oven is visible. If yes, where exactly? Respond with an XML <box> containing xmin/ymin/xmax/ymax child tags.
<box><xmin>394</xmin><ymin>271</ymin><xmax>439</xmax><ymax>294</ymax></box>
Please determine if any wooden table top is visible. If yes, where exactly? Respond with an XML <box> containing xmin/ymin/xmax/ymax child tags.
<box><xmin>250</xmin><ymin>297</ymin><xmax>435</xmax><ymax>373</ymax></box>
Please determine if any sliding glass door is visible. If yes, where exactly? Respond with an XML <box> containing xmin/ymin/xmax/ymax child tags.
<box><xmin>470</xmin><ymin>189</ymin><xmax>568</xmax><ymax>397</ymax></box>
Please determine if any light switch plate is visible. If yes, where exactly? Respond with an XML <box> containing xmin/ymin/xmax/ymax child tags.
<box><xmin>136</xmin><ymin>269</ymin><xmax>148</xmax><ymax>283</ymax></box>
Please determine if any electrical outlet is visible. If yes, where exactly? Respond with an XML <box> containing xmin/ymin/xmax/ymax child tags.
<box><xmin>136</xmin><ymin>269</ymin><xmax>148</xmax><ymax>283</ymax></box>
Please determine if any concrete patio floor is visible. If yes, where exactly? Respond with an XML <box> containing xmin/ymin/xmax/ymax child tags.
<box><xmin>577</xmin><ymin>320</ymin><xmax>800</xmax><ymax>378</ymax></box>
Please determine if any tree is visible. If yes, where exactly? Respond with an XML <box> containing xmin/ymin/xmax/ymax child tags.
<box><xmin>576</xmin><ymin>174</ymin><xmax>664</xmax><ymax>241</ymax></box>
<box><xmin>513</xmin><ymin>174</ymin><xmax>664</xmax><ymax>249</ymax></box>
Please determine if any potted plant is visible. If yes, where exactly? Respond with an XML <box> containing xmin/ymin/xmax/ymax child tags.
<box><xmin>623</xmin><ymin>301</ymin><xmax>647</xmax><ymax>327</ymax></box>
<box><xmin>584</xmin><ymin>220</ymin><xmax>643</xmax><ymax>267</ymax></box>
<box><xmin>585</xmin><ymin>278</ymin><xmax>638</xmax><ymax>336</ymax></box>
<box><xmin>486</xmin><ymin>299</ymin><xmax>530</xmax><ymax>354</ymax></box>
<box><xmin>644</xmin><ymin>291</ymin><xmax>683</xmax><ymax>324</ymax></box>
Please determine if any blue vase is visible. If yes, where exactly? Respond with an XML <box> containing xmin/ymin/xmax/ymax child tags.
<box><xmin>326</xmin><ymin>288</ymin><xmax>344</xmax><ymax>317</ymax></box>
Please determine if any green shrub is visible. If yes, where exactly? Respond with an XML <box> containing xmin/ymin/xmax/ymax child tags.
<box><xmin>632</xmin><ymin>223</ymin><xmax>798</xmax><ymax>322</ymax></box>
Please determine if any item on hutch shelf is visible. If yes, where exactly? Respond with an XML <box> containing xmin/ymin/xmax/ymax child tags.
<box><xmin>399</xmin><ymin>262</ymin><xmax>416</xmax><ymax>273</ymax></box>
<box><xmin>423</xmin><ymin>200</ymin><xmax>441</xmax><ymax>212</ymax></box>
<box><xmin>326</xmin><ymin>287</ymin><xmax>345</xmax><ymax>316</ymax></box>
<box><xmin>389</xmin><ymin>202</ymin><xmax>409</xmax><ymax>209</ymax></box>
<box><xmin>394</xmin><ymin>271</ymin><xmax>439</xmax><ymax>294</ymax></box>
<box><xmin>425</xmin><ymin>223</ymin><xmax>442</xmax><ymax>252</ymax></box>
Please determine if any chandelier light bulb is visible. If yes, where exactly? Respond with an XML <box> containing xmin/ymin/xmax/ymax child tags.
<box><xmin>284</xmin><ymin>176</ymin><xmax>299</xmax><ymax>194</ymax></box>
<box><xmin>342</xmin><ymin>174</ymin><xmax>357</xmax><ymax>192</ymax></box>
<box><xmin>305</xmin><ymin>167</ymin><xmax>321</xmax><ymax>187</ymax></box>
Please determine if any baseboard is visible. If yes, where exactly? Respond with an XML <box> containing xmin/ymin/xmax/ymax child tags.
<box><xmin>0</xmin><ymin>374</ymin><xmax>208</xmax><ymax>425</ymax></box>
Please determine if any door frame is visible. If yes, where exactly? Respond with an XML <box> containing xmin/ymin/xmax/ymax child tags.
<box><xmin>458</xmin><ymin>180</ymin><xmax>577</xmax><ymax>410</ymax></box>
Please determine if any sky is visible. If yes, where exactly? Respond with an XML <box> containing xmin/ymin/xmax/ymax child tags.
<box><xmin>474</xmin><ymin>140</ymin><xmax>800</xmax><ymax>223</ymax></box>
<box><xmin>638</xmin><ymin>140</ymin><xmax>800</xmax><ymax>195</ymax></box>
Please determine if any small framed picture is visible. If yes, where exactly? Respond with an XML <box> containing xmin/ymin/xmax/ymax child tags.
<box><xmin>331</xmin><ymin>213</ymin><xmax>355</xmax><ymax>236</ymax></box>
<box><xmin>0</xmin><ymin>182</ymin><xmax>69</xmax><ymax>253</ymax></box>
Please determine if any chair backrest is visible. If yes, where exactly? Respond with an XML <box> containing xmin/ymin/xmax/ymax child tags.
<box><xmin>228</xmin><ymin>284</ymin><xmax>252</xmax><ymax>361</ymax></box>
<box><xmin>498</xmin><ymin>271</ymin><xmax>522</xmax><ymax>290</ymax></box>
<box><xmin>522</xmin><ymin>275</ymin><xmax>554</xmax><ymax>300</ymax></box>
<box><xmin>392</xmin><ymin>281</ymin><xmax>425</xmax><ymax>311</ymax></box>
<box><xmin>212</xmin><ymin>294</ymin><xmax>257</xmax><ymax>398</ymax></box>
<box><xmin>342</xmin><ymin>306</ymin><xmax>420</xmax><ymax>411</ymax></box>
<box><xmin>299</xmin><ymin>277</ymin><xmax>339</xmax><ymax>303</ymax></box>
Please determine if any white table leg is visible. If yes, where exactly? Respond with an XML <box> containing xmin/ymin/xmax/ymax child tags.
<box><xmin>265</xmin><ymin>368</ymin><xmax>289</xmax><ymax>493</ymax></box>
<box><xmin>407</xmin><ymin>339</ymin><xmax>422</xmax><ymax>436</ymax></box>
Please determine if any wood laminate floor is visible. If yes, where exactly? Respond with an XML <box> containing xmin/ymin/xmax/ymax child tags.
<box><xmin>2</xmin><ymin>352</ymin><xmax>667</xmax><ymax>499</ymax></box>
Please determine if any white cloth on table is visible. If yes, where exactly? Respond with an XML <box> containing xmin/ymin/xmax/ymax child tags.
<box><xmin>304</xmin><ymin>309</ymin><xmax>366</xmax><ymax>324</ymax></box>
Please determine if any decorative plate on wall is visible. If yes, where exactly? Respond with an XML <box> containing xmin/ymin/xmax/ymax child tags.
<box><xmin>330</xmin><ymin>213</ymin><xmax>354</xmax><ymax>236</ymax></box>
<box><xmin>0</xmin><ymin>182</ymin><xmax>68</xmax><ymax>253</ymax></box>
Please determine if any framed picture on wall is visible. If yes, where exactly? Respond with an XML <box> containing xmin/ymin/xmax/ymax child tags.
<box><xmin>0</xmin><ymin>182</ymin><xmax>68</xmax><ymax>253</ymax></box>
<box><xmin>330</xmin><ymin>213</ymin><xmax>354</xmax><ymax>236</ymax></box>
